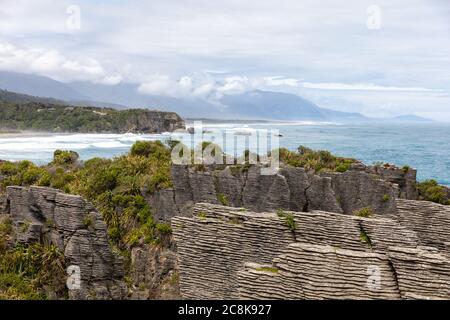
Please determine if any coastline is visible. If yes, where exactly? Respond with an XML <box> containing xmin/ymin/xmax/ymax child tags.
<box><xmin>0</xmin><ymin>130</ymin><xmax>56</xmax><ymax>138</ymax></box>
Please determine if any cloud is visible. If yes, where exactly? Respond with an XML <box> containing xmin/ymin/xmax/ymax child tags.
<box><xmin>301</xmin><ymin>82</ymin><xmax>441</xmax><ymax>92</ymax></box>
<box><xmin>0</xmin><ymin>0</ymin><xmax>450</xmax><ymax>118</ymax></box>
<box><xmin>0</xmin><ymin>41</ymin><xmax>121</xmax><ymax>84</ymax></box>
<box><xmin>136</xmin><ymin>75</ymin><xmax>303</xmax><ymax>99</ymax></box>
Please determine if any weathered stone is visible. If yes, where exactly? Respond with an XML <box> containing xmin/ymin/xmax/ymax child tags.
<box><xmin>389</xmin><ymin>246</ymin><xmax>450</xmax><ymax>299</ymax></box>
<box><xmin>155</xmin><ymin>164</ymin><xmax>399</xmax><ymax>222</ymax></box>
<box><xmin>130</xmin><ymin>243</ymin><xmax>180</xmax><ymax>300</ymax></box>
<box><xmin>171</xmin><ymin>203</ymin><xmax>447</xmax><ymax>300</ymax></box>
<box><xmin>366</xmin><ymin>165</ymin><xmax>418</xmax><ymax>200</ymax></box>
<box><xmin>4</xmin><ymin>186</ymin><xmax>127</xmax><ymax>300</ymax></box>
<box><xmin>395</xmin><ymin>199</ymin><xmax>450</xmax><ymax>250</ymax></box>
<box><xmin>238</xmin><ymin>243</ymin><xmax>401</xmax><ymax>300</ymax></box>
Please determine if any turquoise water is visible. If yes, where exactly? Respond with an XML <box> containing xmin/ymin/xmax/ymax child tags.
<box><xmin>1</xmin><ymin>122</ymin><xmax>449</xmax><ymax>185</ymax></box>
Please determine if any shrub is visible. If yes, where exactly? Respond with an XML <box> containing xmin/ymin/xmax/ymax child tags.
<box><xmin>353</xmin><ymin>207</ymin><xmax>374</xmax><ymax>218</ymax></box>
<box><xmin>276</xmin><ymin>146</ymin><xmax>355</xmax><ymax>173</ymax></box>
<box><xmin>418</xmin><ymin>179</ymin><xmax>450</xmax><ymax>205</ymax></box>
<box><xmin>130</xmin><ymin>140</ymin><xmax>166</xmax><ymax>157</ymax></box>
<box><xmin>156</xmin><ymin>223</ymin><xmax>172</xmax><ymax>234</ymax></box>
<box><xmin>382</xmin><ymin>194</ymin><xmax>390</xmax><ymax>202</ymax></box>
<box><xmin>276</xmin><ymin>209</ymin><xmax>296</xmax><ymax>231</ymax></box>
<box><xmin>53</xmin><ymin>150</ymin><xmax>79</xmax><ymax>166</ymax></box>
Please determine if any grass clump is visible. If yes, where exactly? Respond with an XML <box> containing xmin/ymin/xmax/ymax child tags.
<box><xmin>276</xmin><ymin>209</ymin><xmax>296</xmax><ymax>231</ymax></box>
<box><xmin>255</xmin><ymin>267</ymin><xmax>279</xmax><ymax>273</ymax></box>
<box><xmin>156</xmin><ymin>223</ymin><xmax>172</xmax><ymax>234</ymax></box>
<box><xmin>217</xmin><ymin>193</ymin><xmax>230</xmax><ymax>206</ymax></box>
<box><xmin>359</xmin><ymin>230</ymin><xmax>372</xmax><ymax>248</ymax></box>
<box><xmin>197</xmin><ymin>212</ymin><xmax>207</xmax><ymax>219</ymax></box>
<box><xmin>83</xmin><ymin>215</ymin><xmax>93</xmax><ymax>228</ymax></box>
<box><xmin>382</xmin><ymin>194</ymin><xmax>390</xmax><ymax>202</ymax></box>
<box><xmin>417</xmin><ymin>179</ymin><xmax>450</xmax><ymax>205</ymax></box>
<box><xmin>353</xmin><ymin>207</ymin><xmax>374</xmax><ymax>218</ymax></box>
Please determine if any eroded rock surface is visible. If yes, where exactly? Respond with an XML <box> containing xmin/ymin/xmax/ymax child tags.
<box><xmin>172</xmin><ymin>202</ymin><xmax>450</xmax><ymax>300</ymax></box>
<box><xmin>4</xmin><ymin>186</ymin><xmax>127</xmax><ymax>300</ymax></box>
<box><xmin>152</xmin><ymin>163</ymin><xmax>398</xmax><ymax>222</ymax></box>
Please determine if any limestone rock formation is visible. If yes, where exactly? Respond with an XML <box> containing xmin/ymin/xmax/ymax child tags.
<box><xmin>172</xmin><ymin>202</ymin><xmax>450</xmax><ymax>300</ymax></box>
<box><xmin>129</xmin><ymin>243</ymin><xmax>180</xmax><ymax>300</ymax></box>
<box><xmin>150</xmin><ymin>163</ymin><xmax>398</xmax><ymax>222</ymax></box>
<box><xmin>238</xmin><ymin>244</ymin><xmax>401</xmax><ymax>300</ymax></box>
<box><xmin>395</xmin><ymin>199</ymin><xmax>450</xmax><ymax>250</ymax></box>
<box><xmin>365</xmin><ymin>165</ymin><xmax>418</xmax><ymax>200</ymax></box>
<box><xmin>3</xmin><ymin>186</ymin><xmax>127</xmax><ymax>300</ymax></box>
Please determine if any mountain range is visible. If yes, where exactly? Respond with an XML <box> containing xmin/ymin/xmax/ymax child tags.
<box><xmin>0</xmin><ymin>71</ymin><xmax>433</xmax><ymax>122</ymax></box>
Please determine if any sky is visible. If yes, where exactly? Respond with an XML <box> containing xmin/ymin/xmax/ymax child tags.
<box><xmin>0</xmin><ymin>0</ymin><xmax>450</xmax><ymax>119</ymax></box>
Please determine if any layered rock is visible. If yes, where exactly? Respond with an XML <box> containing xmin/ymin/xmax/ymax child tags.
<box><xmin>388</xmin><ymin>246</ymin><xmax>450</xmax><ymax>299</ymax></box>
<box><xmin>238</xmin><ymin>244</ymin><xmax>401</xmax><ymax>300</ymax></box>
<box><xmin>172</xmin><ymin>202</ymin><xmax>450</xmax><ymax>300</ymax></box>
<box><xmin>152</xmin><ymin>164</ymin><xmax>398</xmax><ymax>222</ymax></box>
<box><xmin>129</xmin><ymin>239</ymin><xmax>180</xmax><ymax>300</ymax></box>
<box><xmin>4</xmin><ymin>186</ymin><xmax>127</xmax><ymax>300</ymax></box>
<box><xmin>365</xmin><ymin>164</ymin><xmax>418</xmax><ymax>200</ymax></box>
<box><xmin>395</xmin><ymin>199</ymin><xmax>450</xmax><ymax>250</ymax></box>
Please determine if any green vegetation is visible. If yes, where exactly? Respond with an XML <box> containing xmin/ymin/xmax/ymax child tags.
<box><xmin>0</xmin><ymin>140</ymin><xmax>174</xmax><ymax>251</ymax></box>
<box><xmin>83</xmin><ymin>215</ymin><xmax>93</xmax><ymax>228</ymax></box>
<box><xmin>353</xmin><ymin>207</ymin><xmax>374</xmax><ymax>218</ymax></box>
<box><xmin>255</xmin><ymin>267</ymin><xmax>279</xmax><ymax>273</ymax></box>
<box><xmin>277</xmin><ymin>146</ymin><xmax>355</xmax><ymax>173</ymax></box>
<box><xmin>0</xmin><ymin>140</ymin><xmax>175</xmax><ymax>300</ymax></box>
<box><xmin>53</xmin><ymin>150</ymin><xmax>79</xmax><ymax>167</ymax></box>
<box><xmin>359</xmin><ymin>230</ymin><xmax>372</xmax><ymax>248</ymax></box>
<box><xmin>0</xmin><ymin>218</ymin><xmax>13</xmax><ymax>253</ymax></box>
<box><xmin>156</xmin><ymin>223</ymin><xmax>172</xmax><ymax>234</ymax></box>
<box><xmin>217</xmin><ymin>193</ymin><xmax>230</xmax><ymax>206</ymax></box>
<box><xmin>276</xmin><ymin>209</ymin><xmax>296</xmax><ymax>231</ymax></box>
<box><xmin>0</xmin><ymin>101</ymin><xmax>182</xmax><ymax>133</ymax></box>
<box><xmin>169</xmin><ymin>272</ymin><xmax>179</xmax><ymax>285</ymax></box>
<box><xmin>382</xmin><ymin>194</ymin><xmax>390</xmax><ymax>202</ymax></box>
<box><xmin>197</xmin><ymin>212</ymin><xmax>208</xmax><ymax>219</ymax></box>
<box><xmin>402</xmin><ymin>165</ymin><xmax>410</xmax><ymax>174</ymax></box>
<box><xmin>417</xmin><ymin>179</ymin><xmax>450</xmax><ymax>205</ymax></box>
<box><xmin>0</xmin><ymin>219</ymin><xmax>67</xmax><ymax>300</ymax></box>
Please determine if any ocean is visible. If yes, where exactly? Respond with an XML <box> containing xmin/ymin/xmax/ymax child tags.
<box><xmin>1</xmin><ymin>121</ymin><xmax>450</xmax><ymax>186</ymax></box>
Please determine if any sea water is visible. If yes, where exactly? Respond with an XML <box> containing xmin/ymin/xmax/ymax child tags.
<box><xmin>1</xmin><ymin>122</ymin><xmax>450</xmax><ymax>185</ymax></box>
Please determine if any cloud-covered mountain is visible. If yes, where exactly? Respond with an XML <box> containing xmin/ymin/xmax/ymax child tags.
<box><xmin>0</xmin><ymin>71</ymin><xmax>87</xmax><ymax>101</ymax></box>
<box><xmin>0</xmin><ymin>71</ymin><xmax>369</xmax><ymax>121</ymax></box>
<box><xmin>219</xmin><ymin>90</ymin><xmax>366</xmax><ymax>121</ymax></box>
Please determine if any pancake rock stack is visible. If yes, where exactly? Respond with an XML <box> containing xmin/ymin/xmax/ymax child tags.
<box><xmin>172</xmin><ymin>200</ymin><xmax>450</xmax><ymax>300</ymax></box>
